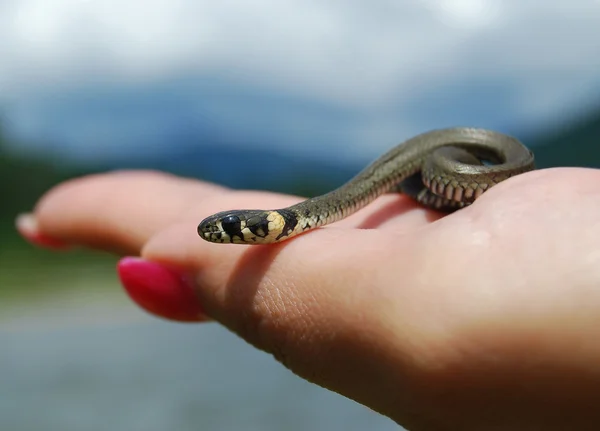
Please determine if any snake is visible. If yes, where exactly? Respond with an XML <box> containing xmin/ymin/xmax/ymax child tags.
<box><xmin>197</xmin><ymin>127</ymin><xmax>535</xmax><ymax>245</ymax></box>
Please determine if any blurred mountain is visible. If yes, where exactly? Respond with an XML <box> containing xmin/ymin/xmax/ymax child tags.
<box><xmin>104</xmin><ymin>108</ymin><xmax>600</xmax><ymax>195</ymax></box>
<box><xmin>102</xmin><ymin>131</ymin><xmax>361</xmax><ymax>198</ymax></box>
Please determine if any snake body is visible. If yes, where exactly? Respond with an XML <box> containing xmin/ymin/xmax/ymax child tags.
<box><xmin>197</xmin><ymin>127</ymin><xmax>534</xmax><ymax>244</ymax></box>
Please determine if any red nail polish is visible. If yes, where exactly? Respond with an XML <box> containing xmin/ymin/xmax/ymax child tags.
<box><xmin>15</xmin><ymin>213</ymin><xmax>70</xmax><ymax>250</ymax></box>
<box><xmin>117</xmin><ymin>257</ymin><xmax>207</xmax><ymax>322</ymax></box>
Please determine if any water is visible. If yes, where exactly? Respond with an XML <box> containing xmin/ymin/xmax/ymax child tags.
<box><xmin>0</xmin><ymin>298</ymin><xmax>401</xmax><ymax>431</ymax></box>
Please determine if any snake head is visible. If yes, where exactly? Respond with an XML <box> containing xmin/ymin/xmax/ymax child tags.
<box><xmin>198</xmin><ymin>209</ymin><xmax>290</xmax><ymax>244</ymax></box>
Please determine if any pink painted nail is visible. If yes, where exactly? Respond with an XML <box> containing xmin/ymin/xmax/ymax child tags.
<box><xmin>117</xmin><ymin>257</ymin><xmax>207</xmax><ymax>322</ymax></box>
<box><xmin>15</xmin><ymin>213</ymin><xmax>71</xmax><ymax>250</ymax></box>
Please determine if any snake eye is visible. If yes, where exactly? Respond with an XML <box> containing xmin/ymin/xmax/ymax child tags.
<box><xmin>221</xmin><ymin>215</ymin><xmax>242</xmax><ymax>234</ymax></box>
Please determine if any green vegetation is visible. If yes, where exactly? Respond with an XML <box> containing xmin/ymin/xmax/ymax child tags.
<box><xmin>528</xmin><ymin>107</ymin><xmax>600</xmax><ymax>168</ymax></box>
<box><xmin>0</xmin><ymin>124</ymin><xmax>117</xmax><ymax>302</ymax></box>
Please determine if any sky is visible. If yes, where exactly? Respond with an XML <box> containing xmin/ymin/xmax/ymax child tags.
<box><xmin>1</xmin><ymin>0</ymin><xmax>600</xmax><ymax>163</ymax></box>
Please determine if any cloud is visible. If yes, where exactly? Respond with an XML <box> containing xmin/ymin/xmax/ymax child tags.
<box><xmin>0</xmin><ymin>0</ymin><xmax>467</xmax><ymax>104</ymax></box>
<box><xmin>1</xmin><ymin>0</ymin><xmax>600</xmax><ymax>160</ymax></box>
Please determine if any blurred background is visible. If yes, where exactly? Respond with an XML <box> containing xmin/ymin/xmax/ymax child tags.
<box><xmin>1</xmin><ymin>1</ymin><xmax>600</xmax><ymax>430</ymax></box>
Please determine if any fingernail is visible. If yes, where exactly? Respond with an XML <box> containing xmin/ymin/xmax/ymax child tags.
<box><xmin>117</xmin><ymin>257</ymin><xmax>207</xmax><ymax>322</ymax></box>
<box><xmin>15</xmin><ymin>213</ymin><xmax>70</xmax><ymax>250</ymax></box>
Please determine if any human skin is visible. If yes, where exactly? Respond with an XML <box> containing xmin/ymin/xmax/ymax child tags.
<box><xmin>17</xmin><ymin>167</ymin><xmax>600</xmax><ymax>430</ymax></box>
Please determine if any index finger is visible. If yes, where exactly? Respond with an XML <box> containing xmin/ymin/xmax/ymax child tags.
<box><xmin>25</xmin><ymin>170</ymin><xmax>431</xmax><ymax>255</ymax></box>
<box><xmin>29</xmin><ymin>170</ymin><xmax>227</xmax><ymax>254</ymax></box>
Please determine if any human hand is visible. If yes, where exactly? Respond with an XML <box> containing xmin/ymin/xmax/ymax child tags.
<box><xmin>17</xmin><ymin>167</ymin><xmax>600</xmax><ymax>430</ymax></box>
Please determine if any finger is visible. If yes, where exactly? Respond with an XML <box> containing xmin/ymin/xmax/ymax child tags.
<box><xmin>31</xmin><ymin>170</ymin><xmax>225</xmax><ymax>254</ymax></box>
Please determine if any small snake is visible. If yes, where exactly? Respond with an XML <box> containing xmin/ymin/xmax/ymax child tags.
<box><xmin>197</xmin><ymin>127</ymin><xmax>534</xmax><ymax>245</ymax></box>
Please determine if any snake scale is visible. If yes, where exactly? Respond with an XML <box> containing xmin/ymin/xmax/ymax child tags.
<box><xmin>197</xmin><ymin>127</ymin><xmax>535</xmax><ymax>244</ymax></box>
